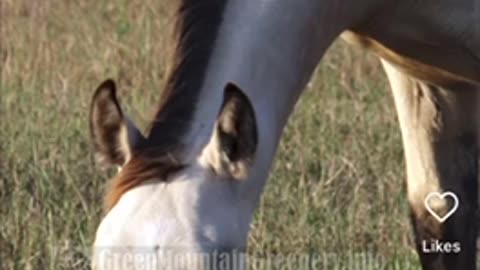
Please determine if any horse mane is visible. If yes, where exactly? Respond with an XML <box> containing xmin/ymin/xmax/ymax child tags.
<box><xmin>104</xmin><ymin>148</ymin><xmax>185</xmax><ymax>211</ymax></box>
<box><xmin>104</xmin><ymin>0</ymin><xmax>227</xmax><ymax>211</ymax></box>
<box><xmin>148</xmin><ymin>0</ymin><xmax>227</xmax><ymax>146</ymax></box>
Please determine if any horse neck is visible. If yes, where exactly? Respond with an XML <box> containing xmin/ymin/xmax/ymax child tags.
<box><xmin>152</xmin><ymin>0</ymin><xmax>378</xmax><ymax>206</ymax></box>
<box><xmin>176</xmin><ymin>1</ymin><xmax>361</xmax><ymax>198</ymax></box>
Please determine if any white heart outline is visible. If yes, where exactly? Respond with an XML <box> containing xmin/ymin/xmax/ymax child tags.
<box><xmin>424</xmin><ymin>191</ymin><xmax>459</xmax><ymax>223</ymax></box>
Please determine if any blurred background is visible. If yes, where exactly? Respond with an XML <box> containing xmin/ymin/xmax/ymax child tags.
<box><xmin>0</xmin><ymin>0</ymin><xmax>420</xmax><ymax>269</ymax></box>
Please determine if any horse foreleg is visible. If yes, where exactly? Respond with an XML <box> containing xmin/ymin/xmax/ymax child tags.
<box><xmin>382</xmin><ymin>60</ymin><xmax>479</xmax><ymax>270</ymax></box>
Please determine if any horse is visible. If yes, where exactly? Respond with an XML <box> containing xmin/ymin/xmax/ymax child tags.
<box><xmin>90</xmin><ymin>0</ymin><xmax>480</xmax><ymax>269</ymax></box>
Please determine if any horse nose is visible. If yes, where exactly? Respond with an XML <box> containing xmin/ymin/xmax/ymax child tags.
<box><xmin>155</xmin><ymin>246</ymin><xmax>245</xmax><ymax>270</ymax></box>
<box><xmin>182</xmin><ymin>248</ymin><xmax>246</xmax><ymax>270</ymax></box>
<box><xmin>205</xmin><ymin>248</ymin><xmax>246</xmax><ymax>270</ymax></box>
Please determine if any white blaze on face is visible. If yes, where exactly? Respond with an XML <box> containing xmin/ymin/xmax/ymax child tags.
<box><xmin>90</xmin><ymin>78</ymin><xmax>260</xmax><ymax>270</ymax></box>
<box><xmin>92</xmin><ymin>162</ymin><xmax>249</xmax><ymax>270</ymax></box>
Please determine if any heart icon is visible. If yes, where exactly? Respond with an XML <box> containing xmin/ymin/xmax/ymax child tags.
<box><xmin>424</xmin><ymin>191</ymin><xmax>459</xmax><ymax>223</ymax></box>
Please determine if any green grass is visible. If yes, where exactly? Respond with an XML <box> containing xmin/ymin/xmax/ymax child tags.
<box><xmin>1</xmin><ymin>1</ymin><xmax>421</xmax><ymax>269</ymax></box>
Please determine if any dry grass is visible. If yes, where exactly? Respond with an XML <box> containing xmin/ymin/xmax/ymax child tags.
<box><xmin>1</xmin><ymin>1</ymin><xmax>421</xmax><ymax>269</ymax></box>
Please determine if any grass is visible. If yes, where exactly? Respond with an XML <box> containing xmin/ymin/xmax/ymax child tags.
<box><xmin>1</xmin><ymin>1</ymin><xmax>421</xmax><ymax>269</ymax></box>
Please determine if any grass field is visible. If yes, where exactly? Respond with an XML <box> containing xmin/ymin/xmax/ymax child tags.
<box><xmin>1</xmin><ymin>1</ymin><xmax>422</xmax><ymax>269</ymax></box>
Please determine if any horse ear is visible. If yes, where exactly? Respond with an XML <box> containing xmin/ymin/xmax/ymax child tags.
<box><xmin>89</xmin><ymin>79</ymin><xmax>145</xmax><ymax>168</ymax></box>
<box><xmin>200</xmin><ymin>83</ymin><xmax>258</xmax><ymax>179</ymax></box>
